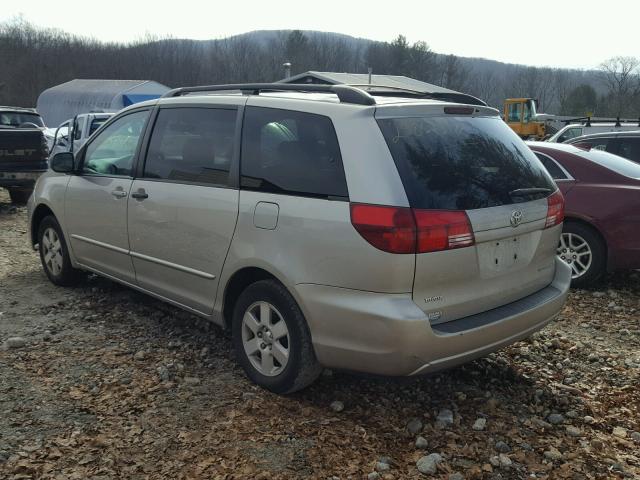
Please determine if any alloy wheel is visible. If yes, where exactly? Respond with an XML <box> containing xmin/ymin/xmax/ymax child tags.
<box><xmin>241</xmin><ymin>301</ymin><xmax>290</xmax><ymax>376</ymax></box>
<box><xmin>42</xmin><ymin>227</ymin><xmax>64</xmax><ymax>277</ymax></box>
<box><xmin>558</xmin><ymin>232</ymin><xmax>592</xmax><ymax>279</ymax></box>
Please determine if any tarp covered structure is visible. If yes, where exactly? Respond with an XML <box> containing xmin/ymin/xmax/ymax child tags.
<box><xmin>37</xmin><ymin>79</ymin><xmax>170</xmax><ymax>127</ymax></box>
<box><xmin>279</xmin><ymin>71</ymin><xmax>460</xmax><ymax>94</ymax></box>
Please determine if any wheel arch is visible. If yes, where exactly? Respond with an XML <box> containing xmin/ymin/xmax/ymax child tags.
<box><xmin>221</xmin><ymin>266</ymin><xmax>285</xmax><ymax>330</ymax></box>
<box><xmin>31</xmin><ymin>203</ymin><xmax>56</xmax><ymax>246</ymax></box>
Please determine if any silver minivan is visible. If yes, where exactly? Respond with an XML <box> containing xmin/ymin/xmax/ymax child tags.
<box><xmin>28</xmin><ymin>83</ymin><xmax>571</xmax><ymax>393</ymax></box>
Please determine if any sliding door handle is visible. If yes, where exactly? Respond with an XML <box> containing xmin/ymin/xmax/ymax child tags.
<box><xmin>131</xmin><ymin>189</ymin><xmax>148</xmax><ymax>200</ymax></box>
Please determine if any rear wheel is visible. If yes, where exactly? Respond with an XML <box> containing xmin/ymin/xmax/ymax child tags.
<box><xmin>38</xmin><ymin>215</ymin><xmax>83</xmax><ymax>286</ymax></box>
<box><xmin>557</xmin><ymin>222</ymin><xmax>605</xmax><ymax>288</ymax></box>
<box><xmin>231</xmin><ymin>280</ymin><xmax>321</xmax><ymax>394</ymax></box>
<box><xmin>8</xmin><ymin>188</ymin><xmax>31</xmax><ymax>205</ymax></box>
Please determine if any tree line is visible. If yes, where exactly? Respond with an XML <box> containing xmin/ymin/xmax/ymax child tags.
<box><xmin>1</xmin><ymin>18</ymin><xmax>639</xmax><ymax>120</ymax></box>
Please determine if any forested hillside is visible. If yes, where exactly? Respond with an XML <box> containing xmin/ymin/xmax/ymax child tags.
<box><xmin>1</xmin><ymin>19</ymin><xmax>638</xmax><ymax>117</ymax></box>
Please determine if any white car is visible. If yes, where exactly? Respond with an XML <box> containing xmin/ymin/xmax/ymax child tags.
<box><xmin>548</xmin><ymin>120</ymin><xmax>640</xmax><ymax>143</ymax></box>
<box><xmin>50</xmin><ymin>113</ymin><xmax>113</xmax><ymax>156</ymax></box>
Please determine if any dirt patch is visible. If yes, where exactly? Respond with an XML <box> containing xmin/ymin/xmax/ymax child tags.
<box><xmin>0</xmin><ymin>189</ymin><xmax>638</xmax><ymax>479</ymax></box>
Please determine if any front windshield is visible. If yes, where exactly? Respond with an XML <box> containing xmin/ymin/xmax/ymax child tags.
<box><xmin>0</xmin><ymin>112</ymin><xmax>44</xmax><ymax>128</ymax></box>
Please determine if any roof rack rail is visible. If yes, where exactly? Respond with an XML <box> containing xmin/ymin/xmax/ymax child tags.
<box><xmin>347</xmin><ymin>84</ymin><xmax>487</xmax><ymax>107</ymax></box>
<box><xmin>162</xmin><ymin>83</ymin><xmax>376</xmax><ymax>106</ymax></box>
<box><xmin>563</xmin><ymin>116</ymin><xmax>640</xmax><ymax>127</ymax></box>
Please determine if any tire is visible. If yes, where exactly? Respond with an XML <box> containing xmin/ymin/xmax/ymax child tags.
<box><xmin>38</xmin><ymin>215</ymin><xmax>83</xmax><ymax>286</ymax></box>
<box><xmin>231</xmin><ymin>279</ymin><xmax>321</xmax><ymax>394</ymax></box>
<box><xmin>8</xmin><ymin>188</ymin><xmax>32</xmax><ymax>205</ymax></box>
<box><xmin>558</xmin><ymin>222</ymin><xmax>606</xmax><ymax>288</ymax></box>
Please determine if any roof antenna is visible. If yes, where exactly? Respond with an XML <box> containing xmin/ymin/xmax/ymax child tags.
<box><xmin>368</xmin><ymin>67</ymin><xmax>373</xmax><ymax>85</ymax></box>
<box><xmin>283</xmin><ymin>62</ymin><xmax>292</xmax><ymax>79</ymax></box>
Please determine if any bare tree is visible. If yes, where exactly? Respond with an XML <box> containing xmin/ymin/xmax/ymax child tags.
<box><xmin>599</xmin><ymin>56</ymin><xmax>640</xmax><ymax>116</ymax></box>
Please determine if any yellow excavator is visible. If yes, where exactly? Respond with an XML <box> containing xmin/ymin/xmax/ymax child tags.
<box><xmin>504</xmin><ymin>98</ymin><xmax>555</xmax><ymax>140</ymax></box>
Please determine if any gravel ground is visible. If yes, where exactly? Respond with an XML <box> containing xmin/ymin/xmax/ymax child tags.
<box><xmin>1</xmin><ymin>189</ymin><xmax>639</xmax><ymax>480</ymax></box>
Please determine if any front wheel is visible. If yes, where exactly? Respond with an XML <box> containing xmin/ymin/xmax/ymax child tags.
<box><xmin>231</xmin><ymin>280</ymin><xmax>321</xmax><ymax>394</ymax></box>
<box><xmin>557</xmin><ymin>222</ymin><xmax>605</xmax><ymax>288</ymax></box>
<box><xmin>38</xmin><ymin>215</ymin><xmax>83</xmax><ymax>286</ymax></box>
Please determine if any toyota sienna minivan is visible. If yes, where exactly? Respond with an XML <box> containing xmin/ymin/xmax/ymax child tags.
<box><xmin>28</xmin><ymin>83</ymin><xmax>571</xmax><ymax>393</ymax></box>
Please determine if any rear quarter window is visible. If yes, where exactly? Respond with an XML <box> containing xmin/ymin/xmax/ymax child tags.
<box><xmin>377</xmin><ymin>115</ymin><xmax>556</xmax><ymax>210</ymax></box>
<box><xmin>240</xmin><ymin>106</ymin><xmax>348</xmax><ymax>199</ymax></box>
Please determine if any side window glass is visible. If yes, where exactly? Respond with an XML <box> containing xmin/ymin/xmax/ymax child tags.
<box><xmin>590</xmin><ymin>139</ymin><xmax>609</xmax><ymax>151</ymax></box>
<box><xmin>618</xmin><ymin>138</ymin><xmax>640</xmax><ymax>161</ymax></box>
<box><xmin>559</xmin><ymin>128</ymin><xmax>582</xmax><ymax>143</ymax></box>
<box><xmin>523</xmin><ymin>102</ymin><xmax>532</xmax><ymax>124</ymax></box>
<box><xmin>507</xmin><ymin>103</ymin><xmax>521</xmax><ymax>123</ymax></box>
<box><xmin>535</xmin><ymin>153</ymin><xmax>567</xmax><ymax>180</ymax></box>
<box><xmin>144</xmin><ymin>108</ymin><xmax>237</xmax><ymax>186</ymax></box>
<box><xmin>89</xmin><ymin>118</ymin><xmax>108</xmax><ymax>136</ymax></box>
<box><xmin>240</xmin><ymin>106</ymin><xmax>348</xmax><ymax>199</ymax></box>
<box><xmin>82</xmin><ymin>110</ymin><xmax>148</xmax><ymax>177</ymax></box>
<box><xmin>73</xmin><ymin>117</ymin><xmax>85</xmax><ymax>141</ymax></box>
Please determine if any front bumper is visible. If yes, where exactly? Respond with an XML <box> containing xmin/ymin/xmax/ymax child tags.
<box><xmin>298</xmin><ymin>257</ymin><xmax>571</xmax><ymax>376</ymax></box>
<box><xmin>0</xmin><ymin>170</ymin><xmax>45</xmax><ymax>188</ymax></box>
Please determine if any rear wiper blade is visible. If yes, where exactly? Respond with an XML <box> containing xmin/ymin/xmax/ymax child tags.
<box><xmin>509</xmin><ymin>187</ymin><xmax>551</xmax><ymax>196</ymax></box>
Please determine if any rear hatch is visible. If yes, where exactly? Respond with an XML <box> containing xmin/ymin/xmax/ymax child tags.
<box><xmin>0</xmin><ymin>128</ymin><xmax>49</xmax><ymax>171</ymax></box>
<box><xmin>376</xmin><ymin>107</ymin><xmax>561</xmax><ymax>324</ymax></box>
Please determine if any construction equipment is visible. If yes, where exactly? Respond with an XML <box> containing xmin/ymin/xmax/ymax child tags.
<box><xmin>503</xmin><ymin>98</ymin><xmax>555</xmax><ymax>140</ymax></box>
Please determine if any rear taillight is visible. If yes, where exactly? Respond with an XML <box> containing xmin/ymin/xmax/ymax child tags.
<box><xmin>350</xmin><ymin>204</ymin><xmax>415</xmax><ymax>254</ymax></box>
<box><xmin>350</xmin><ymin>203</ymin><xmax>475</xmax><ymax>254</ymax></box>
<box><xmin>545</xmin><ymin>190</ymin><xmax>565</xmax><ymax>228</ymax></box>
<box><xmin>413</xmin><ymin>209</ymin><xmax>475</xmax><ymax>253</ymax></box>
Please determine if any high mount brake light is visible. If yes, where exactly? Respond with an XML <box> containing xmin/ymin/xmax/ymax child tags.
<box><xmin>350</xmin><ymin>204</ymin><xmax>475</xmax><ymax>254</ymax></box>
<box><xmin>545</xmin><ymin>190</ymin><xmax>565</xmax><ymax>228</ymax></box>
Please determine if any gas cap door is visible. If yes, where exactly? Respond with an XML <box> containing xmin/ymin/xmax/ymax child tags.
<box><xmin>254</xmin><ymin>201</ymin><xmax>279</xmax><ymax>230</ymax></box>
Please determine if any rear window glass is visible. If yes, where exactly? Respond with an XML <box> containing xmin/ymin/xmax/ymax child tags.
<box><xmin>377</xmin><ymin>116</ymin><xmax>556</xmax><ymax>210</ymax></box>
<box><xmin>0</xmin><ymin>112</ymin><xmax>44</xmax><ymax>128</ymax></box>
<box><xmin>579</xmin><ymin>149</ymin><xmax>640</xmax><ymax>179</ymax></box>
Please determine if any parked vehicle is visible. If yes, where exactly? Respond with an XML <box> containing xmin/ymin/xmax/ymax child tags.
<box><xmin>564</xmin><ymin>130</ymin><xmax>640</xmax><ymax>164</ymax></box>
<box><xmin>528</xmin><ymin>142</ymin><xmax>640</xmax><ymax>286</ymax></box>
<box><xmin>548</xmin><ymin>119</ymin><xmax>640</xmax><ymax>143</ymax></box>
<box><xmin>504</xmin><ymin>98</ymin><xmax>555</xmax><ymax>140</ymax></box>
<box><xmin>50</xmin><ymin>113</ymin><xmax>114</xmax><ymax>156</ymax></box>
<box><xmin>28</xmin><ymin>83</ymin><xmax>571</xmax><ymax>393</ymax></box>
<box><xmin>0</xmin><ymin>107</ymin><xmax>49</xmax><ymax>204</ymax></box>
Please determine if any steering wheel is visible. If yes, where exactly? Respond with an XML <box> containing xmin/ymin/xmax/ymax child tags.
<box><xmin>19</xmin><ymin>122</ymin><xmax>40</xmax><ymax>129</ymax></box>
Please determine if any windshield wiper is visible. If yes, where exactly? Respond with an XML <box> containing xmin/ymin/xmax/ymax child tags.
<box><xmin>509</xmin><ymin>187</ymin><xmax>551</xmax><ymax>196</ymax></box>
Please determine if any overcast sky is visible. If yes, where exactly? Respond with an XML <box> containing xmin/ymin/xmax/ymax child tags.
<box><xmin>3</xmin><ymin>0</ymin><xmax>637</xmax><ymax>69</ymax></box>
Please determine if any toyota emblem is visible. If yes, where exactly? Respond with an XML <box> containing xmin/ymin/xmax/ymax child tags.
<box><xmin>510</xmin><ymin>210</ymin><xmax>523</xmax><ymax>227</ymax></box>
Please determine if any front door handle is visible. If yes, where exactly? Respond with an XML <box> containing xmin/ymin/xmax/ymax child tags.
<box><xmin>111</xmin><ymin>188</ymin><xmax>127</xmax><ymax>198</ymax></box>
<box><xmin>131</xmin><ymin>189</ymin><xmax>148</xmax><ymax>200</ymax></box>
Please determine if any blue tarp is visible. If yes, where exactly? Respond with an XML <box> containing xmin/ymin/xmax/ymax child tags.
<box><xmin>122</xmin><ymin>94</ymin><xmax>162</xmax><ymax>106</ymax></box>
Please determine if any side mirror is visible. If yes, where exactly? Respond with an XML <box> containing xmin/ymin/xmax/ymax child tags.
<box><xmin>50</xmin><ymin>152</ymin><xmax>75</xmax><ymax>173</ymax></box>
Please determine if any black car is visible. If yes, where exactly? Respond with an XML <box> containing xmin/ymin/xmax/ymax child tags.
<box><xmin>0</xmin><ymin>107</ymin><xmax>49</xmax><ymax>204</ymax></box>
<box><xmin>565</xmin><ymin>130</ymin><xmax>640</xmax><ymax>164</ymax></box>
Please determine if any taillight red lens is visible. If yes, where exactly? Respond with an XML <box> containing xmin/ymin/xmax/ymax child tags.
<box><xmin>350</xmin><ymin>204</ymin><xmax>475</xmax><ymax>254</ymax></box>
<box><xmin>545</xmin><ymin>190</ymin><xmax>565</xmax><ymax>228</ymax></box>
<box><xmin>414</xmin><ymin>209</ymin><xmax>475</xmax><ymax>253</ymax></box>
<box><xmin>350</xmin><ymin>204</ymin><xmax>416</xmax><ymax>253</ymax></box>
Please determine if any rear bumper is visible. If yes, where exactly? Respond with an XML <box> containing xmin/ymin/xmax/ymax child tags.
<box><xmin>0</xmin><ymin>170</ymin><xmax>45</xmax><ymax>188</ymax></box>
<box><xmin>299</xmin><ymin>257</ymin><xmax>571</xmax><ymax>376</ymax></box>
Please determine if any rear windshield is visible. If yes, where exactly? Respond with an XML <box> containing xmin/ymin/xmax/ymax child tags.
<box><xmin>579</xmin><ymin>149</ymin><xmax>640</xmax><ymax>179</ymax></box>
<box><xmin>0</xmin><ymin>112</ymin><xmax>44</xmax><ymax>128</ymax></box>
<box><xmin>377</xmin><ymin>116</ymin><xmax>556</xmax><ymax>210</ymax></box>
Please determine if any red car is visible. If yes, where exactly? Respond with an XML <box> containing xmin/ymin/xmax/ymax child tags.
<box><xmin>528</xmin><ymin>142</ymin><xmax>640</xmax><ymax>287</ymax></box>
